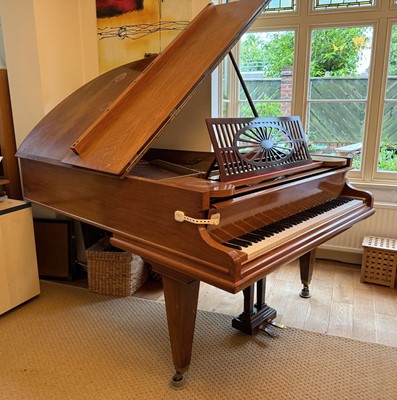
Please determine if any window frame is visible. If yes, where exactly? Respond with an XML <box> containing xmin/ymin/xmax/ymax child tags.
<box><xmin>305</xmin><ymin>21</ymin><xmax>376</xmax><ymax>182</ymax></box>
<box><xmin>228</xmin><ymin>28</ymin><xmax>298</xmax><ymax>118</ymax></box>
<box><xmin>265</xmin><ymin>0</ymin><xmax>297</xmax><ymax>13</ymax></box>
<box><xmin>370</xmin><ymin>18</ymin><xmax>397</xmax><ymax>181</ymax></box>
<box><xmin>308</xmin><ymin>0</ymin><xmax>380</xmax><ymax>14</ymax></box>
<box><xmin>217</xmin><ymin>0</ymin><xmax>397</xmax><ymax>188</ymax></box>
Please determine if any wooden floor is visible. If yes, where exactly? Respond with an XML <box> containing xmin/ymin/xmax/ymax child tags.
<box><xmin>132</xmin><ymin>259</ymin><xmax>397</xmax><ymax>347</ymax></box>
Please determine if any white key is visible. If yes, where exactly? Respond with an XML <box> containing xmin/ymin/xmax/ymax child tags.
<box><xmin>242</xmin><ymin>199</ymin><xmax>364</xmax><ymax>260</ymax></box>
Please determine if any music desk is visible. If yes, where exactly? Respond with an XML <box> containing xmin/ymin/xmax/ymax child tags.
<box><xmin>0</xmin><ymin>199</ymin><xmax>40</xmax><ymax>315</ymax></box>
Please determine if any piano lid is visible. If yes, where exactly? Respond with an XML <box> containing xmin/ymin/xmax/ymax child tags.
<box><xmin>17</xmin><ymin>0</ymin><xmax>269</xmax><ymax>176</ymax></box>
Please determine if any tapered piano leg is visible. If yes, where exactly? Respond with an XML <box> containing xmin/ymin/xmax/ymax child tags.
<box><xmin>299</xmin><ymin>250</ymin><xmax>316</xmax><ymax>298</ymax></box>
<box><xmin>232</xmin><ymin>277</ymin><xmax>277</xmax><ymax>335</ymax></box>
<box><xmin>161</xmin><ymin>273</ymin><xmax>200</xmax><ymax>389</ymax></box>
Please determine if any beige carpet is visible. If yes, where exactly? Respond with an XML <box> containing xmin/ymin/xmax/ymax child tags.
<box><xmin>1</xmin><ymin>281</ymin><xmax>396</xmax><ymax>400</ymax></box>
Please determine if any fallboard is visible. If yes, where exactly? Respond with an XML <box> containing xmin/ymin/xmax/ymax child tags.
<box><xmin>207</xmin><ymin>168</ymin><xmax>350</xmax><ymax>244</ymax></box>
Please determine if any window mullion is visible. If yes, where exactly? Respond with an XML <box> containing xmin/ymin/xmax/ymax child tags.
<box><xmin>292</xmin><ymin>24</ymin><xmax>309</xmax><ymax>124</ymax></box>
<box><xmin>371</xmin><ymin>19</ymin><xmax>397</xmax><ymax>179</ymax></box>
<box><xmin>228</xmin><ymin>47</ymin><xmax>240</xmax><ymax>117</ymax></box>
<box><xmin>362</xmin><ymin>19</ymin><xmax>388</xmax><ymax>181</ymax></box>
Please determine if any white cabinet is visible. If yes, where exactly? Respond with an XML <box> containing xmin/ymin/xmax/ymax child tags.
<box><xmin>0</xmin><ymin>199</ymin><xmax>40</xmax><ymax>314</ymax></box>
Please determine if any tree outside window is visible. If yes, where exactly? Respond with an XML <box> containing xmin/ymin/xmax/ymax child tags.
<box><xmin>239</xmin><ymin>26</ymin><xmax>377</xmax><ymax>170</ymax></box>
<box><xmin>307</xmin><ymin>26</ymin><xmax>373</xmax><ymax>170</ymax></box>
<box><xmin>221</xmin><ymin>1</ymin><xmax>397</xmax><ymax>184</ymax></box>
<box><xmin>238</xmin><ymin>31</ymin><xmax>295</xmax><ymax>118</ymax></box>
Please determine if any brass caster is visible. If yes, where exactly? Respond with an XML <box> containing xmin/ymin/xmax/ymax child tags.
<box><xmin>170</xmin><ymin>372</ymin><xmax>187</xmax><ymax>390</ymax></box>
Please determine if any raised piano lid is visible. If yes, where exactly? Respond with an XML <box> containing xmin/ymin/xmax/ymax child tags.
<box><xmin>17</xmin><ymin>0</ymin><xmax>269</xmax><ymax>176</ymax></box>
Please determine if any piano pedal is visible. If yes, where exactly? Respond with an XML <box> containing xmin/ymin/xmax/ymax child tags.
<box><xmin>259</xmin><ymin>320</ymin><xmax>285</xmax><ymax>337</ymax></box>
<box><xmin>260</xmin><ymin>325</ymin><xmax>276</xmax><ymax>337</ymax></box>
<box><xmin>269</xmin><ymin>321</ymin><xmax>286</xmax><ymax>329</ymax></box>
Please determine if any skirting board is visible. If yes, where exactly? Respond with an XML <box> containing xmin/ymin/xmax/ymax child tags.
<box><xmin>317</xmin><ymin>201</ymin><xmax>397</xmax><ymax>266</ymax></box>
<box><xmin>317</xmin><ymin>245</ymin><xmax>362</xmax><ymax>266</ymax></box>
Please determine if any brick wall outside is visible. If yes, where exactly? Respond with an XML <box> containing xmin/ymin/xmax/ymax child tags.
<box><xmin>280</xmin><ymin>66</ymin><xmax>293</xmax><ymax>116</ymax></box>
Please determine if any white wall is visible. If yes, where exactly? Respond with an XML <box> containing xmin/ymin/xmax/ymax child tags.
<box><xmin>192</xmin><ymin>0</ymin><xmax>212</xmax><ymax>17</ymax></box>
<box><xmin>0</xmin><ymin>0</ymin><xmax>99</xmax><ymax>147</ymax></box>
<box><xmin>0</xmin><ymin>0</ymin><xmax>212</xmax><ymax>217</ymax></box>
<box><xmin>0</xmin><ymin>0</ymin><xmax>210</xmax><ymax>148</ymax></box>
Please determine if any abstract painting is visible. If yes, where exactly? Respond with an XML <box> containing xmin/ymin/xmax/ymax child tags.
<box><xmin>96</xmin><ymin>0</ymin><xmax>191</xmax><ymax>72</ymax></box>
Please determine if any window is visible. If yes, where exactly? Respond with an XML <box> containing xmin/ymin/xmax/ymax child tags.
<box><xmin>378</xmin><ymin>23</ymin><xmax>397</xmax><ymax>172</ymax></box>
<box><xmin>313</xmin><ymin>0</ymin><xmax>374</xmax><ymax>9</ymax></box>
<box><xmin>240</xmin><ymin>31</ymin><xmax>295</xmax><ymax>117</ymax></box>
<box><xmin>306</xmin><ymin>26</ymin><xmax>373</xmax><ymax>169</ymax></box>
<box><xmin>265</xmin><ymin>0</ymin><xmax>296</xmax><ymax>13</ymax></box>
<box><xmin>219</xmin><ymin>0</ymin><xmax>397</xmax><ymax>186</ymax></box>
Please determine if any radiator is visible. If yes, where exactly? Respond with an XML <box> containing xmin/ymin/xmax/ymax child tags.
<box><xmin>317</xmin><ymin>202</ymin><xmax>397</xmax><ymax>264</ymax></box>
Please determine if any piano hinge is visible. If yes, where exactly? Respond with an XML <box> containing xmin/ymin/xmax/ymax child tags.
<box><xmin>174</xmin><ymin>211</ymin><xmax>220</xmax><ymax>226</ymax></box>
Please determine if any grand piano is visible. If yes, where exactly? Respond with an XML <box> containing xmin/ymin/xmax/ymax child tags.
<box><xmin>17</xmin><ymin>0</ymin><xmax>374</xmax><ymax>388</ymax></box>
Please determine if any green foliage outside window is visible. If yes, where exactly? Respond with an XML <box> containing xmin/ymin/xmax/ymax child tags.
<box><xmin>240</xmin><ymin>102</ymin><xmax>282</xmax><ymax>117</ymax></box>
<box><xmin>388</xmin><ymin>25</ymin><xmax>397</xmax><ymax>77</ymax></box>
<box><xmin>241</xmin><ymin>32</ymin><xmax>294</xmax><ymax>78</ymax></box>
<box><xmin>310</xmin><ymin>28</ymin><xmax>370</xmax><ymax>77</ymax></box>
<box><xmin>378</xmin><ymin>146</ymin><xmax>397</xmax><ymax>172</ymax></box>
<box><xmin>352</xmin><ymin>140</ymin><xmax>397</xmax><ymax>172</ymax></box>
<box><xmin>241</xmin><ymin>27</ymin><xmax>397</xmax><ymax>78</ymax></box>
<box><xmin>239</xmin><ymin>27</ymin><xmax>397</xmax><ymax>172</ymax></box>
<box><xmin>240</xmin><ymin>28</ymin><xmax>375</xmax><ymax>78</ymax></box>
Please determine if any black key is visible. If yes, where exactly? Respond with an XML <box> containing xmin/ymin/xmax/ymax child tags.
<box><xmin>221</xmin><ymin>197</ymin><xmax>356</xmax><ymax>251</ymax></box>
<box><xmin>229</xmin><ymin>238</ymin><xmax>251</xmax><ymax>248</ymax></box>
<box><xmin>223</xmin><ymin>242</ymin><xmax>242</xmax><ymax>250</ymax></box>
<box><xmin>240</xmin><ymin>233</ymin><xmax>263</xmax><ymax>242</ymax></box>
<box><xmin>253</xmin><ymin>228</ymin><xmax>274</xmax><ymax>237</ymax></box>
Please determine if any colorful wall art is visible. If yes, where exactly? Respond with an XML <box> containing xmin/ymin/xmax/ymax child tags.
<box><xmin>96</xmin><ymin>0</ymin><xmax>191</xmax><ymax>73</ymax></box>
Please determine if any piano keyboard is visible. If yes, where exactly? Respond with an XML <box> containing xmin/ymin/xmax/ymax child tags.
<box><xmin>222</xmin><ymin>197</ymin><xmax>364</xmax><ymax>260</ymax></box>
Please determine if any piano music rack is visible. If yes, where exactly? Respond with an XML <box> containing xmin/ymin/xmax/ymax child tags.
<box><xmin>206</xmin><ymin>116</ymin><xmax>313</xmax><ymax>183</ymax></box>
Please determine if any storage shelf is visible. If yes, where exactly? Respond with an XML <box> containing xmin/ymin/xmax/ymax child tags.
<box><xmin>0</xmin><ymin>199</ymin><xmax>40</xmax><ymax>315</ymax></box>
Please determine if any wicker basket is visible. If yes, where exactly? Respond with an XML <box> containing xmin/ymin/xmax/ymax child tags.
<box><xmin>86</xmin><ymin>239</ymin><xmax>148</xmax><ymax>296</ymax></box>
<box><xmin>360</xmin><ymin>236</ymin><xmax>397</xmax><ymax>288</ymax></box>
